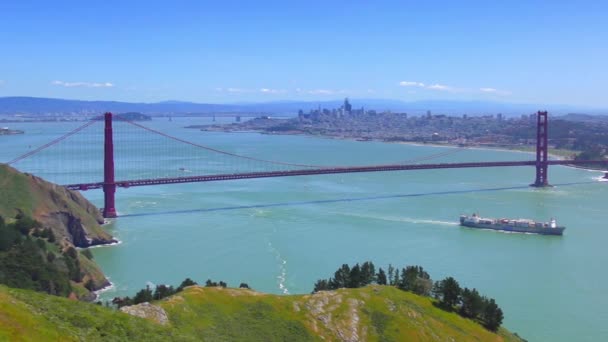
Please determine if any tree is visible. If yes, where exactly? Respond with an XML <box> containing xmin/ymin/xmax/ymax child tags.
<box><xmin>412</xmin><ymin>277</ymin><xmax>433</xmax><ymax>296</ymax></box>
<box><xmin>392</xmin><ymin>268</ymin><xmax>400</xmax><ymax>286</ymax></box>
<box><xmin>436</xmin><ymin>277</ymin><xmax>461</xmax><ymax>309</ymax></box>
<box><xmin>376</xmin><ymin>268</ymin><xmax>387</xmax><ymax>285</ymax></box>
<box><xmin>13</xmin><ymin>215</ymin><xmax>39</xmax><ymax>235</ymax></box>
<box><xmin>47</xmin><ymin>229</ymin><xmax>56</xmax><ymax>243</ymax></box>
<box><xmin>35</xmin><ymin>238</ymin><xmax>46</xmax><ymax>250</ymax></box>
<box><xmin>481</xmin><ymin>298</ymin><xmax>504</xmax><ymax>331</ymax></box>
<box><xmin>153</xmin><ymin>284</ymin><xmax>176</xmax><ymax>300</ymax></box>
<box><xmin>361</xmin><ymin>261</ymin><xmax>376</xmax><ymax>285</ymax></box>
<box><xmin>332</xmin><ymin>264</ymin><xmax>351</xmax><ymax>289</ymax></box>
<box><xmin>388</xmin><ymin>264</ymin><xmax>395</xmax><ymax>285</ymax></box>
<box><xmin>177</xmin><ymin>278</ymin><xmax>197</xmax><ymax>291</ymax></box>
<box><xmin>398</xmin><ymin>266</ymin><xmax>432</xmax><ymax>295</ymax></box>
<box><xmin>460</xmin><ymin>288</ymin><xmax>484</xmax><ymax>319</ymax></box>
<box><xmin>239</xmin><ymin>283</ymin><xmax>250</xmax><ymax>289</ymax></box>
<box><xmin>46</xmin><ymin>252</ymin><xmax>55</xmax><ymax>263</ymax></box>
<box><xmin>348</xmin><ymin>263</ymin><xmax>361</xmax><ymax>288</ymax></box>
<box><xmin>313</xmin><ymin>279</ymin><xmax>330</xmax><ymax>292</ymax></box>
<box><xmin>64</xmin><ymin>247</ymin><xmax>78</xmax><ymax>259</ymax></box>
<box><xmin>133</xmin><ymin>285</ymin><xmax>153</xmax><ymax>304</ymax></box>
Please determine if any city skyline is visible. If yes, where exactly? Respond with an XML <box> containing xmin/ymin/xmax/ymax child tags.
<box><xmin>0</xmin><ymin>1</ymin><xmax>607</xmax><ymax>107</ymax></box>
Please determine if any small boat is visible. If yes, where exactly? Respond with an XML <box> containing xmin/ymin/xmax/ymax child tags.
<box><xmin>459</xmin><ymin>214</ymin><xmax>565</xmax><ymax>235</ymax></box>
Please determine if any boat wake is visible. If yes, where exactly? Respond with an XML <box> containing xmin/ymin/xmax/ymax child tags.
<box><xmin>332</xmin><ymin>212</ymin><xmax>458</xmax><ymax>227</ymax></box>
<box><xmin>266</xmin><ymin>240</ymin><xmax>290</xmax><ymax>294</ymax></box>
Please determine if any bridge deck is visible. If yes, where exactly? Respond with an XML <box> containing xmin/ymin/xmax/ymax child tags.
<box><xmin>64</xmin><ymin>159</ymin><xmax>608</xmax><ymax>191</ymax></box>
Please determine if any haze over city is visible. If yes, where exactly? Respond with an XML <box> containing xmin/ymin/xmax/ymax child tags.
<box><xmin>1</xmin><ymin>0</ymin><xmax>607</xmax><ymax>108</ymax></box>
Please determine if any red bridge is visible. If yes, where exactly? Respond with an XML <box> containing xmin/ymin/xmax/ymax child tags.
<box><xmin>6</xmin><ymin>111</ymin><xmax>607</xmax><ymax>218</ymax></box>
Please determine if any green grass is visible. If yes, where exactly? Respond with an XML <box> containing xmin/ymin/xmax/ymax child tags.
<box><xmin>159</xmin><ymin>285</ymin><xmax>524</xmax><ymax>342</ymax></box>
<box><xmin>0</xmin><ymin>165</ymin><xmax>37</xmax><ymax>220</ymax></box>
<box><xmin>0</xmin><ymin>285</ymin><xmax>186</xmax><ymax>342</ymax></box>
<box><xmin>0</xmin><ymin>283</ymin><xmax>525</xmax><ymax>341</ymax></box>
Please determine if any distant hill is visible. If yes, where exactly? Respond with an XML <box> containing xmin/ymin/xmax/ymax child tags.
<box><xmin>92</xmin><ymin>112</ymin><xmax>152</xmax><ymax>121</ymax></box>
<box><xmin>0</xmin><ymin>284</ymin><xmax>525</xmax><ymax>341</ymax></box>
<box><xmin>1</xmin><ymin>96</ymin><xmax>605</xmax><ymax>117</ymax></box>
<box><xmin>557</xmin><ymin>113</ymin><xmax>608</xmax><ymax>123</ymax></box>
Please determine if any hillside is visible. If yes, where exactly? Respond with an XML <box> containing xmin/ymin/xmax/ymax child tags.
<box><xmin>0</xmin><ymin>285</ymin><xmax>523</xmax><ymax>342</ymax></box>
<box><xmin>0</xmin><ymin>164</ymin><xmax>115</xmax><ymax>298</ymax></box>
<box><xmin>0</xmin><ymin>164</ymin><xmax>115</xmax><ymax>247</ymax></box>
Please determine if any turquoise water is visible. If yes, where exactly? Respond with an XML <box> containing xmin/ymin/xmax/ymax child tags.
<box><xmin>2</xmin><ymin>119</ymin><xmax>607</xmax><ymax>341</ymax></box>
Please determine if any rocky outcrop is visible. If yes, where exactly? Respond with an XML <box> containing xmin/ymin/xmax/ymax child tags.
<box><xmin>44</xmin><ymin>211</ymin><xmax>116</xmax><ymax>248</ymax></box>
<box><xmin>120</xmin><ymin>302</ymin><xmax>169</xmax><ymax>325</ymax></box>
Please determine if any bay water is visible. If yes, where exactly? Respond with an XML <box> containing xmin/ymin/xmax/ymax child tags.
<box><xmin>1</xmin><ymin>118</ymin><xmax>607</xmax><ymax>341</ymax></box>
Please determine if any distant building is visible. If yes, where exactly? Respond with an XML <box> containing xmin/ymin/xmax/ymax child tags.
<box><xmin>343</xmin><ymin>98</ymin><xmax>352</xmax><ymax>115</ymax></box>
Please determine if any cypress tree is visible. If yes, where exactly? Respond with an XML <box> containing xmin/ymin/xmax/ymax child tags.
<box><xmin>376</xmin><ymin>268</ymin><xmax>387</xmax><ymax>285</ymax></box>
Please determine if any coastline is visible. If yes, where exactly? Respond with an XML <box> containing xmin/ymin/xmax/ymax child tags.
<box><xmin>200</xmin><ymin>126</ymin><xmax>583</xmax><ymax>162</ymax></box>
<box><xmin>82</xmin><ymin>238</ymin><xmax>123</xmax><ymax>249</ymax></box>
<box><xmin>93</xmin><ymin>279</ymin><xmax>115</xmax><ymax>300</ymax></box>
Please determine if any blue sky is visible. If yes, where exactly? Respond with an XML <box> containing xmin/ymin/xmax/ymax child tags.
<box><xmin>0</xmin><ymin>0</ymin><xmax>606</xmax><ymax>106</ymax></box>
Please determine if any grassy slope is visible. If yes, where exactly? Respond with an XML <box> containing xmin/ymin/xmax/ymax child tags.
<box><xmin>0</xmin><ymin>165</ymin><xmax>36</xmax><ymax>220</ymax></box>
<box><xmin>0</xmin><ymin>164</ymin><xmax>110</xmax><ymax>240</ymax></box>
<box><xmin>160</xmin><ymin>285</ymin><xmax>523</xmax><ymax>342</ymax></box>
<box><xmin>0</xmin><ymin>285</ymin><xmax>185</xmax><ymax>342</ymax></box>
<box><xmin>0</xmin><ymin>284</ymin><xmax>524</xmax><ymax>342</ymax></box>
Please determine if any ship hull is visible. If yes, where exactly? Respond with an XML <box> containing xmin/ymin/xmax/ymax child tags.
<box><xmin>460</xmin><ymin>222</ymin><xmax>565</xmax><ymax>235</ymax></box>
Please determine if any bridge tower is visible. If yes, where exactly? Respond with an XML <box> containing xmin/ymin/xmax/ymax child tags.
<box><xmin>103</xmin><ymin>112</ymin><xmax>117</xmax><ymax>218</ymax></box>
<box><xmin>531</xmin><ymin>111</ymin><xmax>550</xmax><ymax>187</ymax></box>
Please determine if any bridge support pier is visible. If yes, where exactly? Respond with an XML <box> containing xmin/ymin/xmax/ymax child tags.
<box><xmin>103</xmin><ymin>112</ymin><xmax>118</xmax><ymax>218</ymax></box>
<box><xmin>531</xmin><ymin>111</ymin><xmax>551</xmax><ymax>187</ymax></box>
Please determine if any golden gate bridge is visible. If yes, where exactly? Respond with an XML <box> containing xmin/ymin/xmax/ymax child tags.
<box><xmin>5</xmin><ymin>111</ymin><xmax>608</xmax><ymax>218</ymax></box>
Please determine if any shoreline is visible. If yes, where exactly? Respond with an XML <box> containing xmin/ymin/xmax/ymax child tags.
<box><xmin>199</xmin><ymin>126</ymin><xmax>593</xmax><ymax>164</ymax></box>
<box><xmin>82</xmin><ymin>238</ymin><xmax>123</xmax><ymax>249</ymax></box>
<box><xmin>93</xmin><ymin>279</ymin><xmax>115</xmax><ymax>300</ymax></box>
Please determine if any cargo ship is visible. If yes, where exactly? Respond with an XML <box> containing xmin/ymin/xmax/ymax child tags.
<box><xmin>459</xmin><ymin>214</ymin><xmax>565</xmax><ymax>235</ymax></box>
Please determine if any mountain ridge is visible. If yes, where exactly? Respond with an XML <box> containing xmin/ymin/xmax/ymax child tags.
<box><xmin>1</xmin><ymin>96</ymin><xmax>605</xmax><ymax>116</ymax></box>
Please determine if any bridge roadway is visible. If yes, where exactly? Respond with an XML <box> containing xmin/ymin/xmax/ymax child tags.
<box><xmin>64</xmin><ymin>159</ymin><xmax>608</xmax><ymax>191</ymax></box>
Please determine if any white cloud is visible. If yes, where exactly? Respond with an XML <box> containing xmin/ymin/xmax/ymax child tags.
<box><xmin>226</xmin><ymin>87</ymin><xmax>250</xmax><ymax>93</ymax></box>
<box><xmin>480</xmin><ymin>87</ymin><xmax>511</xmax><ymax>96</ymax></box>
<box><xmin>260</xmin><ymin>88</ymin><xmax>287</xmax><ymax>94</ymax></box>
<box><xmin>308</xmin><ymin>89</ymin><xmax>347</xmax><ymax>95</ymax></box>
<box><xmin>52</xmin><ymin>80</ymin><xmax>114</xmax><ymax>88</ymax></box>
<box><xmin>399</xmin><ymin>81</ymin><xmax>425</xmax><ymax>87</ymax></box>
<box><xmin>399</xmin><ymin>81</ymin><xmax>458</xmax><ymax>92</ymax></box>
<box><xmin>427</xmin><ymin>84</ymin><xmax>452</xmax><ymax>91</ymax></box>
<box><xmin>307</xmin><ymin>89</ymin><xmax>335</xmax><ymax>95</ymax></box>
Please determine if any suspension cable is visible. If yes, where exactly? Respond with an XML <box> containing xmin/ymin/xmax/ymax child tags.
<box><xmin>7</xmin><ymin>120</ymin><xmax>98</xmax><ymax>165</ymax></box>
<box><xmin>118</xmin><ymin>118</ymin><xmax>326</xmax><ymax>168</ymax></box>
